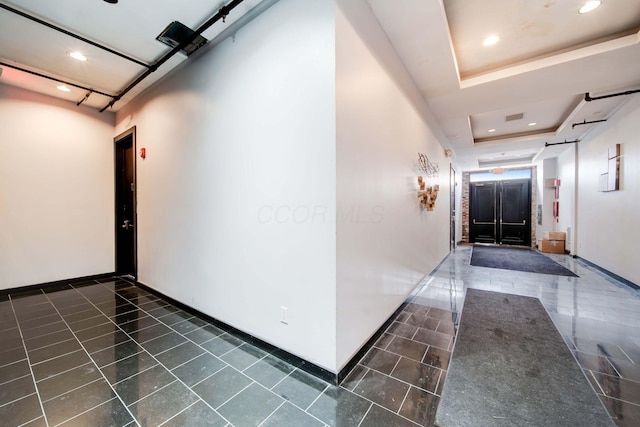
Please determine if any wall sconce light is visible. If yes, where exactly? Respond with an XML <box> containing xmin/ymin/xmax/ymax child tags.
<box><xmin>444</xmin><ymin>149</ymin><xmax>452</xmax><ymax>157</ymax></box>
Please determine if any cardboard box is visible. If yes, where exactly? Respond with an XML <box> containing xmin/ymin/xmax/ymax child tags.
<box><xmin>542</xmin><ymin>231</ymin><xmax>566</xmax><ymax>241</ymax></box>
<box><xmin>540</xmin><ymin>239</ymin><xmax>565</xmax><ymax>254</ymax></box>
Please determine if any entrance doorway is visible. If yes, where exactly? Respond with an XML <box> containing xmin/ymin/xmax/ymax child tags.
<box><xmin>469</xmin><ymin>178</ymin><xmax>531</xmax><ymax>246</ymax></box>
<box><xmin>114</xmin><ymin>127</ymin><xmax>137</xmax><ymax>277</ymax></box>
<box><xmin>450</xmin><ymin>165</ymin><xmax>456</xmax><ymax>251</ymax></box>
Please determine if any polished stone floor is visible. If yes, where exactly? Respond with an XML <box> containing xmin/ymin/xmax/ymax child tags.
<box><xmin>1</xmin><ymin>245</ymin><xmax>638</xmax><ymax>426</ymax></box>
<box><xmin>425</xmin><ymin>245</ymin><xmax>640</xmax><ymax>427</ymax></box>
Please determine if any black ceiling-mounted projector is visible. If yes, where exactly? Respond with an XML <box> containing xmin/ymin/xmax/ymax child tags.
<box><xmin>156</xmin><ymin>21</ymin><xmax>208</xmax><ymax>56</ymax></box>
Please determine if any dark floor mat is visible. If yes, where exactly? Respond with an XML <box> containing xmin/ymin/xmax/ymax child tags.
<box><xmin>470</xmin><ymin>245</ymin><xmax>578</xmax><ymax>277</ymax></box>
<box><xmin>436</xmin><ymin>289</ymin><xmax>613</xmax><ymax>426</ymax></box>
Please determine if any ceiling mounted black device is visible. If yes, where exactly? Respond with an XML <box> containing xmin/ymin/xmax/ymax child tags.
<box><xmin>156</xmin><ymin>21</ymin><xmax>208</xmax><ymax>56</ymax></box>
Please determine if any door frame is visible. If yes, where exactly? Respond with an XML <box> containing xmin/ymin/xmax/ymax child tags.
<box><xmin>450</xmin><ymin>164</ymin><xmax>456</xmax><ymax>251</ymax></box>
<box><xmin>114</xmin><ymin>126</ymin><xmax>137</xmax><ymax>278</ymax></box>
<box><xmin>469</xmin><ymin>178</ymin><xmax>531</xmax><ymax>246</ymax></box>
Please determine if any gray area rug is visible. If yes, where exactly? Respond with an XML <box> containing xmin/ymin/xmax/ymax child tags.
<box><xmin>470</xmin><ymin>245</ymin><xmax>578</xmax><ymax>277</ymax></box>
<box><xmin>436</xmin><ymin>289</ymin><xmax>613</xmax><ymax>427</ymax></box>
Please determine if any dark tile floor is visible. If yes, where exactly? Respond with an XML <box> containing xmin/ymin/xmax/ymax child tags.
<box><xmin>2</xmin><ymin>245</ymin><xmax>639</xmax><ymax>426</ymax></box>
<box><xmin>341</xmin><ymin>303</ymin><xmax>455</xmax><ymax>426</ymax></box>
<box><xmin>0</xmin><ymin>277</ymin><xmax>452</xmax><ymax>426</ymax></box>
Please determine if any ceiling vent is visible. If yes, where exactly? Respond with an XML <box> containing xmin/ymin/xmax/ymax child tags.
<box><xmin>505</xmin><ymin>113</ymin><xmax>524</xmax><ymax>122</ymax></box>
<box><xmin>156</xmin><ymin>21</ymin><xmax>208</xmax><ymax>56</ymax></box>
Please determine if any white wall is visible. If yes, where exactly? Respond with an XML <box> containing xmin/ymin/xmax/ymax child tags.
<box><xmin>556</xmin><ymin>147</ymin><xmax>575</xmax><ymax>254</ymax></box>
<box><xmin>536</xmin><ymin>154</ymin><xmax>576</xmax><ymax>252</ymax></box>
<box><xmin>452</xmin><ymin>165</ymin><xmax>462</xmax><ymax>245</ymax></box>
<box><xmin>115</xmin><ymin>0</ymin><xmax>337</xmax><ymax>371</ymax></box>
<box><xmin>533</xmin><ymin>159</ymin><xmax>544</xmax><ymax>244</ymax></box>
<box><xmin>336</xmin><ymin>0</ymin><xmax>452</xmax><ymax>370</ymax></box>
<box><xmin>576</xmin><ymin>96</ymin><xmax>640</xmax><ymax>285</ymax></box>
<box><xmin>537</xmin><ymin>158</ymin><xmax>557</xmax><ymax>246</ymax></box>
<box><xmin>0</xmin><ymin>84</ymin><xmax>115</xmax><ymax>289</ymax></box>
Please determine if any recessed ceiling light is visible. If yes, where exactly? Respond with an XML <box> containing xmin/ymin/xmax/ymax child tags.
<box><xmin>488</xmin><ymin>128</ymin><xmax>496</xmax><ymax>133</ymax></box>
<box><xmin>69</xmin><ymin>51</ymin><xmax>87</xmax><ymax>61</ymax></box>
<box><xmin>579</xmin><ymin>1</ymin><xmax>601</xmax><ymax>14</ymax></box>
<box><xmin>528</xmin><ymin>122</ymin><xmax>537</xmax><ymax>126</ymax></box>
<box><xmin>482</xmin><ymin>35</ymin><xmax>500</xmax><ymax>47</ymax></box>
<box><xmin>57</xmin><ymin>85</ymin><xmax>71</xmax><ymax>92</ymax></box>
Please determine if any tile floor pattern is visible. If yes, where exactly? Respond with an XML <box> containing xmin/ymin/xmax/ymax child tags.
<box><xmin>0</xmin><ymin>244</ymin><xmax>639</xmax><ymax>426</ymax></box>
<box><xmin>1</xmin><ymin>277</ymin><xmax>448</xmax><ymax>427</ymax></box>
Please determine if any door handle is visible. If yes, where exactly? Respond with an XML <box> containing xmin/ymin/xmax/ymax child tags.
<box><xmin>501</xmin><ymin>220</ymin><xmax>526</xmax><ymax>226</ymax></box>
<box><xmin>122</xmin><ymin>220</ymin><xmax>134</xmax><ymax>230</ymax></box>
<box><xmin>473</xmin><ymin>219</ymin><xmax>496</xmax><ymax>225</ymax></box>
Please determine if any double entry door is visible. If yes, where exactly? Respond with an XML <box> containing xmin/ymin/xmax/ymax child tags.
<box><xmin>469</xmin><ymin>179</ymin><xmax>531</xmax><ymax>246</ymax></box>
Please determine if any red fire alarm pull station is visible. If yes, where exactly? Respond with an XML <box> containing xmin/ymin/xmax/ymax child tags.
<box><xmin>140</xmin><ymin>148</ymin><xmax>146</xmax><ymax>159</ymax></box>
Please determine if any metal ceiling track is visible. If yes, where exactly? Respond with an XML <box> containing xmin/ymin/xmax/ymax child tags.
<box><xmin>584</xmin><ymin>89</ymin><xmax>640</xmax><ymax>102</ymax></box>
<box><xmin>0</xmin><ymin>3</ymin><xmax>149</xmax><ymax>68</ymax></box>
<box><xmin>572</xmin><ymin>118</ymin><xmax>607</xmax><ymax>129</ymax></box>
<box><xmin>0</xmin><ymin>60</ymin><xmax>114</xmax><ymax>99</ymax></box>
<box><xmin>0</xmin><ymin>58</ymin><xmax>117</xmax><ymax>106</ymax></box>
<box><xmin>0</xmin><ymin>0</ymin><xmax>245</xmax><ymax>111</ymax></box>
<box><xmin>100</xmin><ymin>0</ymin><xmax>245</xmax><ymax>112</ymax></box>
<box><xmin>545</xmin><ymin>139</ymin><xmax>579</xmax><ymax>147</ymax></box>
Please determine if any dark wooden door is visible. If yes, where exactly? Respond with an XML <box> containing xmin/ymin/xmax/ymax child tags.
<box><xmin>115</xmin><ymin>128</ymin><xmax>136</xmax><ymax>277</ymax></box>
<box><xmin>470</xmin><ymin>182</ymin><xmax>497</xmax><ymax>244</ymax></box>
<box><xmin>470</xmin><ymin>179</ymin><xmax>531</xmax><ymax>246</ymax></box>
<box><xmin>499</xmin><ymin>179</ymin><xmax>531</xmax><ymax>246</ymax></box>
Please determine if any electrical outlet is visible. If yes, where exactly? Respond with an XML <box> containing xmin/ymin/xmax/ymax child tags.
<box><xmin>280</xmin><ymin>306</ymin><xmax>288</xmax><ymax>325</ymax></box>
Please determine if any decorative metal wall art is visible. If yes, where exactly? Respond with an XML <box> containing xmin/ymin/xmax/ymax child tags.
<box><xmin>598</xmin><ymin>144</ymin><xmax>620</xmax><ymax>192</ymax></box>
<box><xmin>416</xmin><ymin>152</ymin><xmax>440</xmax><ymax>211</ymax></box>
<box><xmin>417</xmin><ymin>152</ymin><xmax>439</xmax><ymax>178</ymax></box>
<box><xmin>417</xmin><ymin>176</ymin><xmax>439</xmax><ymax>211</ymax></box>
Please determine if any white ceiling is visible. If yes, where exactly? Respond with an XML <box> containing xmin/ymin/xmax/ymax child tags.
<box><xmin>367</xmin><ymin>0</ymin><xmax>640</xmax><ymax>171</ymax></box>
<box><xmin>0</xmin><ymin>0</ymin><xmax>272</xmax><ymax>110</ymax></box>
<box><xmin>1</xmin><ymin>0</ymin><xmax>639</xmax><ymax>171</ymax></box>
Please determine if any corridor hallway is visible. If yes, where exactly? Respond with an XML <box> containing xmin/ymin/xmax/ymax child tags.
<box><xmin>0</xmin><ymin>246</ymin><xmax>638</xmax><ymax>426</ymax></box>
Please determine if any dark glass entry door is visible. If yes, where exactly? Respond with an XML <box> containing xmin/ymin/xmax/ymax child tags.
<box><xmin>115</xmin><ymin>128</ymin><xmax>136</xmax><ymax>277</ymax></box>
<box><xmin>469</xmin><ymin>179</ymin><xmax>531</xmax><ymax>246</ymax></box>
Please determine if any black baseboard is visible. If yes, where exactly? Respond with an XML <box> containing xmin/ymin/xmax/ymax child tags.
<box><xmin>130</xmin><ymin>280</ymin><xmax>340</xmax><ymax>384</ymax></box>
<box><xmin>0</xmin><ymin>272</ymin><xmax>116</xmax><ymax>297</ymax></box>
<box><xmin>2</xmin><ymin>273</ymin><xmax>416</xmax><ymax>386</ymax></box>
<box><xmin>576</xmin><ymin>257</ymin><xmax>639</xmax><ymax>292</ymax></box>
<box><xmin>134</xmin><ymin>280</ymin><xmax>415</xmax><ymax>385</ymax></box>
<box><xmin>336</xmin><ymin>302</ymin><xmax>407</xmax><ymax>384</ymax></box>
